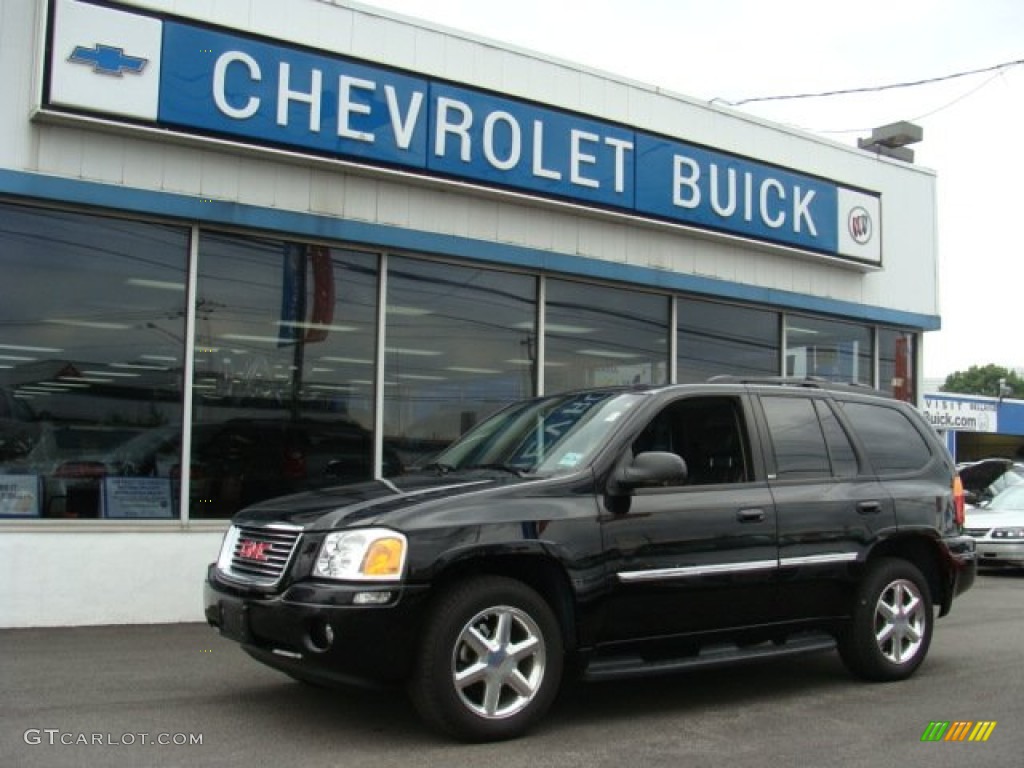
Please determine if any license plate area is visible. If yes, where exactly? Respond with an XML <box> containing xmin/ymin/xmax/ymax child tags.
<box><xmin>219</xmin><ymin>600</ymin><xmax>252</xmax><ymax>643</ymax></box>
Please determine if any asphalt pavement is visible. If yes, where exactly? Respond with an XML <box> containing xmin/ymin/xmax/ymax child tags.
<box><xmin>2</xmin><ymin>570</ymin><xmax>1023</xmax><ymax>768</ymax></box>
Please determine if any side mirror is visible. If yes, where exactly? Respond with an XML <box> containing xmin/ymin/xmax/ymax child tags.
<box><xmin>618</xmin><ymin>451</ymin><xmax>687</xmax><ymax>490</ymax></box>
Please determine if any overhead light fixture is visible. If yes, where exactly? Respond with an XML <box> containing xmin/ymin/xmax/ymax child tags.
<box><xmin>308</xmin><ymin>384</ymin><xmax>355</xmax><ymax>392</ymax></box>
<box><xmin>110</xmin><ymin>362</ymin><xmax>170</xmax><ymax>371</ymax></box>
<box><xmin>275</xmin><ymin>320</ymin><xmax>357</xmax><ymax>332</ymax></box>
<box><xmin>320</xmin><ymin>356</ymin><xmax>373</xmax><ymax>365</ymax></box>
<box><xmin>125</xmin><ymin>278</ymin><xmax>186</xmax><ymax>291</ymax></box>
<box><xmin>82</xmin><ymin>369</ymin><xmax>141</xmax><ymax>378</ymax></box>
<box><xmin>514</xmin><ymin>321</ymin><xmax>593</xmax><ymax>334</ymax></box>
<box><xmin>44</xmin><ymin>318</ymin><xmax>132</xmax><ymax>330</ymax></box>
<box><xmin>386</xmin><ymin>346</ymin><xmax>442</xmax><ymax>357</ymax></box>
<box><xmin>220</xmin><ymin>333</ymin><xmax>288</xmax><ymax>344</ymax></box>
<box><xmin>387</xmin><ymin>306</ymin><xmax>434</xmax><ymax>316</ymax></box>
<box><xmin>577</xmin><ymin>349</ymin><xmax>642</xmax><ymax>359</ymax></box>
<box><xmin>446</xmin><ymin>366</ymin><xmax>502</xmax><ymax>374</ymax></box>
<box><xmin>857</xmin><ymin>121</ymin><xmax>923</xmax><ymax>163</ymax></box>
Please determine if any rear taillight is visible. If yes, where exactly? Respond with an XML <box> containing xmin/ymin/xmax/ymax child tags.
<box><xmin>952</xmin><ymin>475</ymin><xmax>965</xmax><ymax>526</ymax></box>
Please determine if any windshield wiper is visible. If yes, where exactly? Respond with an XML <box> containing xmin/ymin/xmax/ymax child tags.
<box><xmin>413</xmin><ymin>461</ymin><xmax>456</xmax><ymax>475</ymax></box>
<box><xmin>463</xmin><ymin>463</ymin><xmax>529</xmax><ymax>477</ymax></box>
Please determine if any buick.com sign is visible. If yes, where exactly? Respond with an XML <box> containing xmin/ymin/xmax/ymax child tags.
<box><xmin>922</xmin><ymin>394</ymin><xmax>998</xmax><ymax>433</ymax></box>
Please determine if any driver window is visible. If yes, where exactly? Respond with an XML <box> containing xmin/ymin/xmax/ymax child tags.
<box><xmin>632</xmin><ymin>397</ymin><xmax>751</xmax><ymax>485</ymax></box>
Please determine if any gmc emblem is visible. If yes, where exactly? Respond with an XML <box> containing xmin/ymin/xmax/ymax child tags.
<box><xmin>238</xmin><ymin>539</ymin><xmax>271</xmax><ymax>561</ymax></box>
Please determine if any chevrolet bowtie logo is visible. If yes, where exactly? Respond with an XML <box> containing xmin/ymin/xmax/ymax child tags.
<box><xmin>69</xmin><ymin>44</ymin><xmax>148</xmax><ymax>76</ymax></box>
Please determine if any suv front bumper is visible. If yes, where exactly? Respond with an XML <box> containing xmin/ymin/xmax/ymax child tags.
<box><xmin>204</xmin><ymin>565</ymin><xmax>431</xmax><ymax>687</ymax></box>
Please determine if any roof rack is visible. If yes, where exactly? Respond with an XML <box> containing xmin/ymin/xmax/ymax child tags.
<box><xmin>707</xmin><ymin>375</ymin><xmax>891</xmax><ymax>396</ymax></box>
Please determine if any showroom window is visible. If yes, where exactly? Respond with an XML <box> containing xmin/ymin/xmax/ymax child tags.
<box><xmin>878</xmin><ymin>328</ymin><xmax>916</xmax><ymax>401</ymax></box>
<box><xmin>192</xmin><ymin>232</ymin><xmax>380</xmax><ymax>519</ymax></box>
<box><xmin>383</xmin><ymin>256</ymin><xmax>537</xmax><ymax>468</ymax></box>
<box><xmin>0</xmin><ymin>202</ymin><xmax>190</xmax><ymax>519</ymax></box>
<box><xmin>784</xmin><ymin>315</ymin><xmax>873</xmax><ymax>387</ymax></box>
<box><xmin>677</xmin><ymin>297</ymin><xmax>780</xmax><ymax>383</ymax></box>
<box><xmin>544</xmin><ymin>279</ymin><xmax>669</xmax><ymax>392</ymax></box>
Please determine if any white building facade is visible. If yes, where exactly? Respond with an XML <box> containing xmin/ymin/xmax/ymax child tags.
<box><xmin>1</xmin><ymin>0</ymin><xmax>940</xmax><ymax>626</ymax></box>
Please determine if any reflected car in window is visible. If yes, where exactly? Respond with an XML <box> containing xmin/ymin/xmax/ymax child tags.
<box><xmin>1</xmin><ymin>423</ymin><xmax>145</xmax><ymax>517</ymax></box>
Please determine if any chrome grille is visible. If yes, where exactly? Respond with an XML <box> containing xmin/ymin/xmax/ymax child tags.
<box><xmin>221</xmin><ymin>524</ymin><xmax>302</xmax><ymax>586</ymax></box>
<box><xmin>964</xmin><ymin>528</ymin><xmax>991</xmax><ymax>538</ymax></box>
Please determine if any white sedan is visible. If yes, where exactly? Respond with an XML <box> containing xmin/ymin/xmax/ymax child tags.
<box><xmin>965</xmin><ymin>484</ymin><xmax>1024</xmax><ymax>568</ymax></box>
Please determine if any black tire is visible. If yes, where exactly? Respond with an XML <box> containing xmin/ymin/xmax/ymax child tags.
<box><xmin>408</xmin><ymin>576</ymin><xmax>564</xmax><ymax>742</ymax></box>
<box><xmin>838</xmin><ymin>558</ymin><xmax>933</xmax><ymax>681</ymax></box>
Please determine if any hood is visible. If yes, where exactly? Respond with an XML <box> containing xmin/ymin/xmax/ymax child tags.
<box><xmin>958</xmin><ymin>459</ymin><xmax>1016</xmax><ymax>493</ymax></box>
<box><xmin>231</xmin><ymin>469</ymin><xmax>530</xmax><ymax>529</ymax></box>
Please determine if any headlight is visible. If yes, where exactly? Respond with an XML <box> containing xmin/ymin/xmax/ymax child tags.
<box><xmin>314</xmin><ymin>528</ymin><xmax>407</xmax><ymax>581</ymax></box>
<box><xmin>992</xmin><ymin>527</ymin><xmax>1024</xmax><ymax>539</ymax></box>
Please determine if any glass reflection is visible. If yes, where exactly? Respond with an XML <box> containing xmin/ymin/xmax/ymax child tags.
<box><xmin>879</xmin><ymin>328</ymin><xmax>915</xmax><ymax>401</ymax></box>
<box><xmin>545</xmin><ymin>279</ymin><xmax>668</xmax><ymax>392</ymax></box>
<box><xmin>677</xmin><ymin>298</ymin><xmax>780</xmax><ymax>383</ymax></box>
<box><xmin>0</xmin><ymin>202</ymin><xmax>189</xmax><ymax>519</ymax></box>
<box><xmin>785</xmin><ymin>315</ymin><xmax>872</xmax><ymax>387</ymax></box>
<box><xmin>192</xmin><ymin>233</ymin><xmax>379</xmax><ymax>518</ymax></box>
<box><xmin>383</xmin><ymin>257</ymin><xmax>536</xmax><ymax>467</ymax></box>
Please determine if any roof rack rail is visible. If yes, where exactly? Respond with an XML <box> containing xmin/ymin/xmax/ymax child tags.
<box><xmin>707</xmin><ymin>375</ymin><xmax>890</xmax><ymax>396</ymax></box>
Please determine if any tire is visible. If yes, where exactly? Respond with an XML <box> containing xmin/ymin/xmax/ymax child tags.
<box><xmin>408</xmin><ymin>576</ymin><xmax>564</xmax><ymax>742</ymax></box>
<box><xmin>838</xmin><ymin>558</ymin><xmax>933</xmax><ymax>681</ymax></box>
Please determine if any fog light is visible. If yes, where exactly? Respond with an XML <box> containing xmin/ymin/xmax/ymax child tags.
<box><xmin>308</xmin><ymin>619</ymin><xmax>334</xmax><ymax>652</ymax></box>
<box><xmin>353</xmin><ymin>591</ymin><xmax>392</xmax><ymax>605</ymax></box>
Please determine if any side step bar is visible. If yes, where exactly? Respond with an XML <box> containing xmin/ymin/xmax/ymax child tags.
<box><xmin>583</xmin><ymin>633</ymin><xmax>837</xmax><ymax>682</ymax></box>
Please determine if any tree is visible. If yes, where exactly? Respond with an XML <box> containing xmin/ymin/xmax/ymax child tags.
<box><xmin>940</xmin><ymin>364</ymin><xmax>1023</xmax><ymax>398</ymax></box>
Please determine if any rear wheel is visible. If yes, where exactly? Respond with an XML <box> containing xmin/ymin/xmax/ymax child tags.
<box><xmin>409</xmin><ymin>576</ymin><xmax>563</xmax><ymax>742</ymax></box>
<box><xmin>838</xmin><ymin>558</ymin><xmax>933</xmax><ymax>681</ymax></box>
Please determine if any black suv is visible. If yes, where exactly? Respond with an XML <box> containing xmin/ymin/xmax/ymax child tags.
<box><xmin>204</xmin><ymin>379</ymin><xmax>976</xmax><ymax>741</ymax></box>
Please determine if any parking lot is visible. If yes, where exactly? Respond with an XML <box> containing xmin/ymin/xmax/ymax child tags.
<box><xmin>2</xmin><ymin>570</ymin><xmax>1022</xmax><ymax>768</ymax></box>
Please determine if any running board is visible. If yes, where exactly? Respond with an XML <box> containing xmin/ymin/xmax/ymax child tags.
<box><xmin>583</xmin><ymin>633</ymin><xmax>837</xmax><ymax>682</ymax></box>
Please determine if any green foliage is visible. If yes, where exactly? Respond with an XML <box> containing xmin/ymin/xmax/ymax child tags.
<box><xmin>940</xmin><ymin>364</ymin><xmax>1023</xmax><ymax>398</ymax></box>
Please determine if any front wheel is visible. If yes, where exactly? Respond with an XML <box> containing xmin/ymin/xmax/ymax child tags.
<box><xmin>838</xmin><ymin>558</ymin><xmax>933</xmax><ymax>681</ymax></box>
<box><xmin>409</xmin><ymin>576</ymin><xmax>564</xmax><ymax>742</ymax></box>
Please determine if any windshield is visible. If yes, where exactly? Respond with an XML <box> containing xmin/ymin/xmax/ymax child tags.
<box><xmin>429</xmin><ymin>391</ymin><xmax>643</xmax><ymax>475</ymax></box>
<box><xmin>987</xmin><ymin>484</ymin><xmax>1024</xmax><ymax>511</ymax></box>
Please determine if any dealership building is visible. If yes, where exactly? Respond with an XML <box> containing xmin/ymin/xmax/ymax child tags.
<box><xmin>2</xmin><ymin>0</ymin><xmax>945</xmax><ymax>626</ymax></box>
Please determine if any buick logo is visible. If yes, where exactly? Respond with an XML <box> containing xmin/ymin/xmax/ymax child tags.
<box><xmin>848</xmin><ymin>207</ymin><xmax>872</xmax><ymax>245</ymax></box>
<box><xmin>238</xmin><ymin>540</ymin><xmax>271</xmax><ymax>561</ymax></box>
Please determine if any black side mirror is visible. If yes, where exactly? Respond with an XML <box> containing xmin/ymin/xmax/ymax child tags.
<box><xmin>618</xmin><ymin>451</ymin><xmax>687</xmax><ymax>490</ymax></box>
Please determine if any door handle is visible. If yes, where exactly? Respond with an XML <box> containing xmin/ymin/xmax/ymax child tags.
<box><xmin>737</xmin><ymin>508</ymin><xmax>766</xmax><ymax>523</ymax></box>
<box><xmin>857</xmin><ymin>501</ymin><xmax>882</xmax><ymax>515</ymax></box>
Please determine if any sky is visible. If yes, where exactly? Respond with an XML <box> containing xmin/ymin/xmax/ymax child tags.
<box><xmin>351</xmin><ymin>0</ymin><xmax>1024</xmax><ymax>380</ymax></box>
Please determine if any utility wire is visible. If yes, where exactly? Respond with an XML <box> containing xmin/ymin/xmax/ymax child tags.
<box><xmin>716</xmin><ymin>57</ymin><xmax>1024</xmax><ymax>107</ymax></box>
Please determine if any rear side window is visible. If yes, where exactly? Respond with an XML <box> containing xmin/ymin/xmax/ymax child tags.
<box><xmin>815</xmin><ymin>400</ymin><xmax>859</xmax><ymax>477</ymax></box>
<box><xmin>761</xmin><ymin>396</ymin><xmax>831</xmax><ymax>478</ymax></box>
<box><xmin>839</xmin><ymin>401</ymin><xmax>933</xmax><ymax>474</ymax></box>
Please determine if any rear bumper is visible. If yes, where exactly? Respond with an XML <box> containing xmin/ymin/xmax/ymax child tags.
<box><xmin>940</xmin><ymin>534</ymin><xmax>977</xmax><ymax>615</ymax></box>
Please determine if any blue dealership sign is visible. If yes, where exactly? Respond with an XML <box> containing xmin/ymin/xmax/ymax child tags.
<box><xmin>44</xmin><ymin>0</ymin><xmax>880</xmax><ymax>265</ymax></box>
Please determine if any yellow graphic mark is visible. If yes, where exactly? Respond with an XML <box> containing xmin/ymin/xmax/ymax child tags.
<box><xmin>968</xmin><ymin>721</ymin><xmax>997</xmax><ymax>742</ymax></box>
